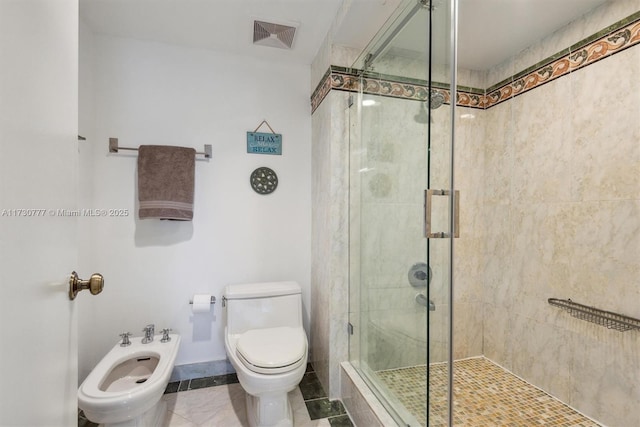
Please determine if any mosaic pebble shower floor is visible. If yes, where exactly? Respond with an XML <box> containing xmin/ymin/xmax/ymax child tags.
<box><xmin>376</xmin><ymin>357</ymin><xmax>601</xmax><ymax>427</ymax></box>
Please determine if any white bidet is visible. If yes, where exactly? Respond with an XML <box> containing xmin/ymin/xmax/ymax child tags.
<box><xmin>78</xmin><ymin>333</ymin><xmax>180</xmax><ymax>427</ymax></box>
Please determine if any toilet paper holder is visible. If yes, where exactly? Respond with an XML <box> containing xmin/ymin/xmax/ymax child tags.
<box><xmin>189</xmin><ymin>296</ymin><xmax>216</xmax><ymax>305</ymax></box>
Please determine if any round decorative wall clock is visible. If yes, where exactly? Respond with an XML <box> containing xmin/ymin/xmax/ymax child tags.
<box><xmin>250</xmin><ymin>167</ymin><xmax>278</xmax><ymax>195</ymax></box>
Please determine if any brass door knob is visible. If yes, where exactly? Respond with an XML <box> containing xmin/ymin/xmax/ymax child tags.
<box><xmin>69</xmin><ymin>271</ymin><xmax>104</xmax><ymax>300</ymax></box>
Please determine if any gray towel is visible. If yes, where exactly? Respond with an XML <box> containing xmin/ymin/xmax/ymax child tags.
<box><xmin>138</xmin><ymin>145</ymin><xmax>195</xmax><ymax>220</ymax></box>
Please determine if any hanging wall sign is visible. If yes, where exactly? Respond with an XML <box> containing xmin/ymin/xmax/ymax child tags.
<box><xmin>247</xmin><ymin>120</ymin><xmax>282</xmax><ymax>155</ymax></box>
<box><xmin>247</xmin><ymin>132</ymin><xmax>282</xmax><ymax>155</ymax></box>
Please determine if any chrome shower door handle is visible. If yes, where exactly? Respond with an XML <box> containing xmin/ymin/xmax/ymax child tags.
<box><xmin>424</xmin><ymin>189</ymin><xmax>460</xmax><ymax>238</ymax></box>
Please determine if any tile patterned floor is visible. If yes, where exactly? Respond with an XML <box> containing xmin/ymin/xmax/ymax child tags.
<box><xmin>377</xmin><ymin>357</ymin><xmax>601</xmax><ymax>427</ymax></box>
<box><xmin>78</xmin><ymin>364</ymin><xmax>353</xmax><ymax>427</ymax></box>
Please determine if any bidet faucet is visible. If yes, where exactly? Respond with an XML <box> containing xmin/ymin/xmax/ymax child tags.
<box><xmin>142</xmin><ymin>324</ymin><xmax>155</xmax><ymax>344</ymax></box>
<box><xmin>119</xmin><ymin>332</ymin><xmax>132</xmax><ymax>347</ymax></box>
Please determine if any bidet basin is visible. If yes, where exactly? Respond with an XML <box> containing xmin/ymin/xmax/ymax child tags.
<box><xmin>78</xmin><ymin>334</ymin><xmax>180</xmax><ymax>426</ymax></box>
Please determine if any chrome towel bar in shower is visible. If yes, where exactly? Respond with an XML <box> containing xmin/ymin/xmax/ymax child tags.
<box><xmin>548</xmin><ymin>298</ymin><xmax>640</xmax><ymax>331</ymax></box>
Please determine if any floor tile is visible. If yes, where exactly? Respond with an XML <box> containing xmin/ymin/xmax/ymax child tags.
<box><xmin>304</xmin><ymin>398</ymin><xmax>346</xmax><ymax>420</ymax></box>
<box><xmin>77</xmin><ymin>412</ymin><xmax>98</xmax><ymax>427</ymax></box>
<box><xmin>328</xmin><ymin>414</ymin><xmax>355</xmax><ymax>427</ymax></box>
<box><xmin>165</xmin><ymin>381</ymin><xmax>180</xmax><ymax>394</ymax></box>
<box><xmin>213</xmin><ymin>372</ymin><xmax>239</xmax><ymax>386</ymax></box>
<box><xmin>162</xmin><ymin>410</ymin><xmax>197</xmax><ymax>427</ymax></box>
<box><xmin>163</xmin><ymin>382</ymin><xmax>248</xmax><ymax>426</ymax></box>
<box><xmin>79</xmin><ymin>369</ymin><xmax>354</xmax><ymax>427</ymax></box>
<box><xmin>188</xmin><ymin>375</ymin><xmax>217</xmax><ymax>390</ymax></box>
<box><xmin>299</xmin><ymin>371</ymin><xmax>327</xmax><ymax>400</ymax></box>
<box><xmin>377</xmin><ymin>357</ymin><xmax>601</xmax><ymax>427</ymax></box>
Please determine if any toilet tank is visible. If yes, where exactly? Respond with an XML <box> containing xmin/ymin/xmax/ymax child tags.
<box><xmin>224</xmin><ymin>281</ymin><xmax>303</xmax><ymax>335</ymax></box>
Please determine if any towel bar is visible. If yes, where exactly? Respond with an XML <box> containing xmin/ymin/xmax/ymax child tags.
<box><xmin>548</xmin><ymin>298</ymin><xmax>640</xmax><ymax>331</ymax></box>
<box><xmin>109</xmin><ymin>138</ymin><xmax>212</xmax><ymax>159</ymax></box>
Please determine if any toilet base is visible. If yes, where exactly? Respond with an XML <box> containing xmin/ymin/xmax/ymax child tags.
<box><xmin>245</xmin><ymin>391</ymin><xmax>293</xmax><ymax>427</ymax></box>
<box><xmin>97</xmin><ymin>400</ymin><xmax>167</xmax><ymax>427</ymax></box>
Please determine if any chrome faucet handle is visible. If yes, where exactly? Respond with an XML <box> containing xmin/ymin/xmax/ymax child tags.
<box><xmin>142</xmin><ymin>324</ymin><xmax>155</xmax><ymax>343</ymax></box>
<box><xmin>415</xmin><ymin>293</ymin><xmax>436</xmax><ymax>311</ymax></box>
<box><xmin>119</xmin><ymin>332</ymin><xmax>132</xmax><ymax>347</ymax></box>
<box><xmin>160</xmin><ymin>328</ymin><xmax>172</xmax><ymax>343</ymax></box>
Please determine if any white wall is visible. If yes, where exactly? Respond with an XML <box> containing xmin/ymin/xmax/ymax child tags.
<box><xmin>78</xmin><ymin>30</ymin><xmax>312</xmax><ymax>381</ymax></box>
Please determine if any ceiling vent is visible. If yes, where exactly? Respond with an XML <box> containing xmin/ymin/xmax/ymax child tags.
<box><xmin>253</xmin><ymin>20</ymin><xmax>297</xmax><ymax>50</ymax></box>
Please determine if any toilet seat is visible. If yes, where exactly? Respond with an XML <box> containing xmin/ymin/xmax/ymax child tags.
<box><xmin>236</xmin><ymin>326</ymin><xmax>307</xmax><ymax>374</ymax></box>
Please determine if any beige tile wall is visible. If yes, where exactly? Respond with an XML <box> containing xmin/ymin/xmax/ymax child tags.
<box><xmin>481</xmin><ymin>3</ymin><xmax>640</xmax><ymax>425</ymax></box>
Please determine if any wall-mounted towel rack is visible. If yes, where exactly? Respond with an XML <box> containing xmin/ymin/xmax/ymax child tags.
<box><xmin>109</xmin><ymin>138</ymin><xmax>212</xmax><ymax>159</ymax></box>
<box><xmin>548</xmin><ymin>298</ymin><xmax>640</xmax><ymax>332</ymax></box>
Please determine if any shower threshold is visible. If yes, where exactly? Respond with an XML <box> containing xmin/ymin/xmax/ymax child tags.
<box><xmin>376</xmin><ymin>357</ymin><xmax>601</xmax><ymax>427</ymax></box>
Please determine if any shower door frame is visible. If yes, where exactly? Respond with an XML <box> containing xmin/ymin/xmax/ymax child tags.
<box><xmin>346</xmin><ymin>0</ymin><xmax>459</xmax><ymax>426</ymax></box>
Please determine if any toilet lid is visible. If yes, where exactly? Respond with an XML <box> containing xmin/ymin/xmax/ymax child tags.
<box><xmin>236</xmin><ymin>326</ymin><xmax>306</xmax><ymax>371</ymax></box>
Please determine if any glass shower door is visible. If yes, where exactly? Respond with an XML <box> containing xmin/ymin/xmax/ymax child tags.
<box><xmin>425</xmin><ymin>1</ymin><xmax>456</xmax><ymax>426</ymax></box>
<box><xmin>347</xmin><ymin>0</ymin><xmax>456</xmax><ymax>426</ymax></box>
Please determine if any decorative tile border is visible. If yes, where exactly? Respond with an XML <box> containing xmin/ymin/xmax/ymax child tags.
<box><xmin>310</xmin><ymin>66</ymin><xmax>483</xmax><ymax>113</ymax></box>
<box><xmin>485</xmin><ymin>11</ymin><xmax>640</xmax><ymax>108</ymax></box>
<box><xmin>311</xmin><ymin>11</ymin><xmax>640</xmax><ymax>114</ymax></box>
<box><xmin>311</xmin><ymin>67</ymin><xmax>335</xmax><ymax>113</ymax></box>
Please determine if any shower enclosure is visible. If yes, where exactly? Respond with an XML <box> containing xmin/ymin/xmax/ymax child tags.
<box><xmin>347</xmin><ymin>0</ymin><xmax>640</xmax><ymax>426</ymax></box>
<box><xmin>348</xmin><ymin>0</ymin><xmax>456</xmax><ymax>425</ymax></box>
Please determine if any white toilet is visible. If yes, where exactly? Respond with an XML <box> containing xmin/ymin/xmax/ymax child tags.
<box><xmin>78</xmin><ymin>332</ymin><xmax>181</xmax><ymax>427</ymax></box>
<box><xmin>224</xmin><ymin>281</ymin><xmax>308</xmax><ymax>427</ymax></box>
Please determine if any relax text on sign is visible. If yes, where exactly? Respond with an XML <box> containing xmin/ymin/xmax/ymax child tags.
<box><xmin>247</xmin><ymin>132</ymin><xmax>282</xmax><ymax>155</ymax></box>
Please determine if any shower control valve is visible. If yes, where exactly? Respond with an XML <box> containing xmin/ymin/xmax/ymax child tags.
<box><xmin>161</xmin><ymin>328</ymin><xmax>172</xmax><ymax>343</ymax></box>
<box><xmin>119</xmin><ymin>332</ymin><xmax>132</xmax><ymax>347</ymax></box>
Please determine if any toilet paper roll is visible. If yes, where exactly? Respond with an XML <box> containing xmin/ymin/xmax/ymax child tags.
<box><xmin>191</xmin><ymin>294</ymin><xmax>212</xmax><ymax>313</ymax></box>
